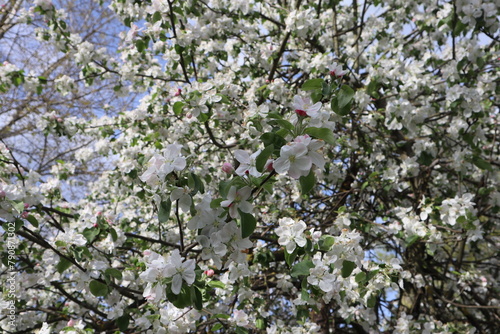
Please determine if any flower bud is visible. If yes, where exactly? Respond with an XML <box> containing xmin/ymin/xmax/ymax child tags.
<box><xmin>265</xmin><ymin>159</ymin><xmax>274</xmax><ymax>172</ymax></box>
<box><xmin>21</xmin><ymin>211</ymin><xmax>29</xmax><ymax>219</ymax></box>
<box><xmin>222</xmin><ymin>162</ymin><xmax>234</xmax><ymax>174</ymax></box>
<box><xmin>204</xmin><ymin>269</ymin><xmax>215</xmax><ymax>277</ymax></box>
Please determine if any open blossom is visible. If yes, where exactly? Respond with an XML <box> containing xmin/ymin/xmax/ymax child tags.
<box><xmin>140</xmin><ymin>143</ymin><xmax>186</xmax><ymax>186</ymax></box>
<box><xmin>164</xmin><ymin>250</ymin><xmax>196</xmax><ymax>295</ymax></box>
<box><xmin>234</xmin><ymin>149</ymin><xmax>261</xmax><ymax>177</ymax></box>
<box><xmin>293</xmin><ymin>95</ymin><xmax>322</xmax><ymax>118</ymax></box>
<box><xmin>275</xmin><ymin>218</ymin><xmax>307</xmax><ymax>253</ymax></box>
<box><xmin>220</xmin><ymin>186</ymin><xmax>253</xmax><ymax>218</ymax></box>
<box><xmin>274</xmin><ymin>142</ymin><xmax>312</xmax><ymax>179</ymax></box>
<box><xmin>232</xmin><ymin>310</ymin><xmax>249</xmax><ymax>327</ymax></box>
<box><xmin>293</xmin><ymin>135</ymin><xmax>325</xmax><ymax>170</ymax></box>
<box><xmin>34</xmin><ymin>0</ymin><xmax>53</xmax><ymax>11</ymax></box>
<box><xmin>307</xmin><ymin>253</ymin><xmax>337</xmax><ymax>293</ymax></box>
<box><xmin>328</xmin><ymin>62</ymin><xmax>346</xmax><ymax>77</ymax></box>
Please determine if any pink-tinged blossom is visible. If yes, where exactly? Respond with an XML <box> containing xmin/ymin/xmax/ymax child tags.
<box><xmin>328</xmin><ymin>62</ymin><xmax>346</xmax><ymax>77</ymax></box>
<box><xmin>274</xmin><ymin>142</ymin><xmax>312</xmax><ymax>179</ymax></box>
<box><xmin>293</xmin><ymin>95</ymin><xmax>322</xmax><ymax>118</ymax></box>
<box><xmin>220</xmin><ymin>186</ymin><xmax>253</xmax><ymax>218</ymax></box>
<box><xmin>234</xmin><ymin>149</ymin><xmax>262</xmax><ymax>177</ymax></box>
<box><xmin>164</xmin><ymin>250</ymin><xmax>196</xmax><ymax>295</ymax></box>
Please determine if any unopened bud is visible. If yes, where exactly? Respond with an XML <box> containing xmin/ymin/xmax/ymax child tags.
<box><xmin>204</xmin><ymin>269</ymin><xmax>215</xmax><ymax>277</ymax></box>
<box><xmin>222</xmin><ymin>162</ymin><xmax>234</xmax><ymax>174</ymax></box>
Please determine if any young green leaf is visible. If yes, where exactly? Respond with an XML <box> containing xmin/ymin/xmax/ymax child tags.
<box><xmin>239</xmin><ymin>210</ymin><xmax>257</xmax><ymax>239</ymax></box>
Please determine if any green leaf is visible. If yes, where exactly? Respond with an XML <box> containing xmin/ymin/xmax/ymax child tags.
<box><xmin>89</xmin><ymin>280</ymin><xmax>109</xmax><ymax>297</ymax></box>
<box><xmin>109</xmin><ymin>228</ymin><xmax>118</xmax><ymax>242</ymax></box>
<box><xmin>261</xmin><ymin>132</ymin><xmax>287</xmax><ymax>149</ymax></box>
<box><xmin>405</xmin><ymin>235</ymin><xmax>420</xmax><ymax>247</ymax></box>
<box><xmin>213</xmin><ymin>314</ymin><xmax>231</xmax><ymax>320</ymax></box>
<box><xmin>158</xmin><ymin>199</ymin><xmax>172</xmax><ymax>223</ymax></box>
<box><xmin>239</xmin><ymin>210</ymin><xmax>256</xmax><ymax>239</ymax></box>
<box><xmin>471</xmin><ymin>156</ymin><xmax>493</xmax><ymax>172</ymax></box>
<box><xmin>418</xmin><ymin>151</ymin><xmax>433</xmax><ymax>166</ymax></box>
<box><xmin>269</xmin><ymin>119</ymin><xmax>294</xmax><ymax>131</ymax></box>
<box><xmin>210</xmin><ymin>198</ymin><xmax>223</xmax><ymax>209</ymax></box>
<box><xmin>211</xmin><ymin>324</ymin><xmax>224</xmax><ymax>331</ymax></box>
<box><xmin>256</xmin><ymin>318</ymin><xmax>266</xmax><ymax>330</ymax></box>
<box><xmin>105</xmin><ymin>268</ymin><xmax>123</xmax><ymax>280</ymax></box>
<box><xmin>12</xmin><ymin>201</ymin><xmax>25</xmax><ymax>214</ymax></box>
<box><xmin>56</xmin><ymin>258</ymin><xmax>72</xmax><ymax>274</ymax></box>
<box><xmin>299</xmin><ymin>169</ymin><xmax>316</xmax><ymax>195</ymax></box>
<box><xmin>284</xmin><ymin>248</ymin><xmax>298</xmax><ymax>266</ymax></box>
<box><xmin>191</xmin><ymin>286</ymin><xmax>203</xmax><ymax>310</ymax></box>
<box><xmin>301</xmin><ymin>78</ymin><xmax>324</xmax><ymax>91</ymax></box>
<box><xmin>355</xmin><ymin>272</ymin><xmax>367</xmax><ymax>283</ymax></box>
<box><xmin>318</xmin><ymin>235</ymin><xmax>335</xmax><ymax>251</ymax></box>
<box><xmin>207</xmin><ymin>280</ymin><xmax>225</xmax><ymax>289</ymax></box>
<box><xmin>82</xmin><ymin>227</ymin><xmax>99</xmax><ymax>243</ymax></box>
<box><xmin>169</xmin><ymin>286</ymin><xmax>192</xmax><ymax>308</ymax></box>
<box><xmin>116</xmin><ymin>315</ymin><xmax>130</xmax><ymax>331</ymax></box>
<box><xmin>135</xmin><ymin>39</ymin><xmax>146</xmax><ymax>52</ymax></box>
<box><xmin>367</xmin><ymin>294</ymin><xmax>377</xmax><ymax>308</ymax></box>
<box><xmin>26</xmin><ymin>215</ymin><xmax>39</xmax><ymax>228</ymax></box>
<box><xmin>304</xmin><ymin>127</ymin><xmax>335</xmax><ymax>145</ymax></box>
<box><xmin>291</xmin><ymin>259</ymin><xmax>314</xmax><ymax>278</ymax></box>
<box><xmin>337</xmin><ymin>85</ymin><xmax>355</xmax><ymax>109</ymax></box>
<box><xmin>256</xmin><ymin>144</ymin><xmax>274</xmax><ymax>172</ymax></box>
<box><xmin>173</xmin><ymin>101</ymin><xmax>185</xmax><ymax>115</ymax></box>
<box><xmin>152</xmin><ymin>11</ymin><xmax>162</xmax><ymax>23</ymax></box>
<box><xmin>235</xmin><ymin>327</ymin><xmax>249</xmax><ymax>334</ymax></box>
<box><xmin>341</xmin><ymin>260</ymin><xmax>356</xmax><ymax>278</ymax></box>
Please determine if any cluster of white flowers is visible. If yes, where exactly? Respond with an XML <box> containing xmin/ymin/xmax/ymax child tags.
<box><xmin>140</xmin><ymin>249</ymin><xmax>196</xmax><ymax>299</ymax></box>
<box><xmin>140</xmin><ymin>143</ymin><xmax>186</xmax><ymax>188</ymax></box>
<box><xmin>440</xmin><ymin>193</ymin><xmax>476</xmax><ymax>226</ymax></box>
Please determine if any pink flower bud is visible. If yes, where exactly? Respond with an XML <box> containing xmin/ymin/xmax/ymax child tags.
<box><xmin>0</xmin><ymin>190</ymin><xmax>5</xmax><ymax>198</ymax></box>
<box><xmin>21</xmin><ymin>211</ymin><xmax>29</xmax><ymax>219</ymax></box>
<box><xmin>204</xmin><ymin>269</ymin><xmax>215</xmax><ymax>277</ymax></box>
<box><xmin>92</xmin><ymin>223</ymin><xmax>98</xmax><ymax>228</ymax></box>
<box><xmin>57</xmin><ymin>118</ymin><xmax>63</xmax><ymax>122</ymax></box>
<box><xmin>24</xmin><ymin>203</ymin><xmax>29</xmax><ymax>209</ymax></box>
<box><xmin>265</xmin><ymin>159</ymin><xmax>274</xmax><ymax>172</ymax></box>
<box><xmin>174</xmin><ymin>88</ymin><xmax>182</xmax><ymax>96</ymax></box>
<box><xmin>295</xmin><ymin>109</ymin><xmax>308</xmax><ymax>117</ymax></box>
<box><xmin>67</xmin><ymin>319</ymin><xmax>76</xmax><ymax>327</ymax></box>
<box><xmin>143</xmin><ymin>250</ymin><xmax>151</xmax><ymax>256</ymax></box>
<box><xmin>222</xmin><ymin>162</ymin><xmax>234</xmax><ymax>174</ymax></box>
<box><xmin>186</xmin><ymin>113</ymin><xmax>192</xmax><ymax>119</ymax></box>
